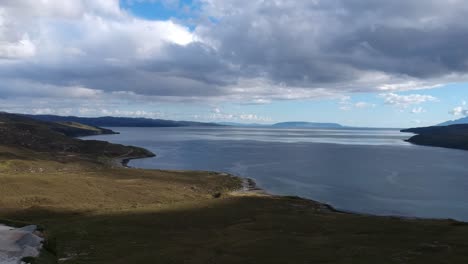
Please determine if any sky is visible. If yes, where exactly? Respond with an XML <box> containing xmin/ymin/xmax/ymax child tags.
<box><xmin>0</xmin><ymin>0</ymin><xmax>467</xmax><ymax>128</ymax></box>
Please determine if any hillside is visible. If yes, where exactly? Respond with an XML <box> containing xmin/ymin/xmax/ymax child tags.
<box><xmin>0</xmin><ymin>112</ymin><xmax>153</xmax><ymax>163</ymax></box>
<box><xmin>25</xmin><ymin>114</ymin><xmax>222</xmax><ymax>128</ymax></box>
<box><xmin>402</xmin><ymin>124</ymin><xmax>468</xmax><ymax>150</ymax></box>
<box><xmin>1</xmin><ymin>112</ymin><xmax>117</xmax><ymax>137</ymax></box>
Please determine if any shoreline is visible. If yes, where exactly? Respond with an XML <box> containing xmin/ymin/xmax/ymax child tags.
<box><xmin>2</xmin><ymin>147</ymin><xmax>467</xmax><ymax>263</ymax></box>
<box><xmin>113</xmin><ymin>153</ymin><xmax>466</xmax><ymax>223</ymax></box>
<box><xmin>75</xmin><ymin>133</ymin><xmax>157</xmax><ymax>169</ymax></box>
<box><xmin>114</xmin><ymin>154</ymin><xmax>156</xmax><ymax>168</ymax></box>
<box><xmin>109</xmin><ymin>154</ymin><xmax>362</xmax><ymax>217</ymax></box>
<box><xmin>235</xmin><ymin>176</ymin><xmax>466</xmax><ymax>223</ymax></box>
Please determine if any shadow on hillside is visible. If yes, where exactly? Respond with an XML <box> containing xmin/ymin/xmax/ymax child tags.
<box><xmin>3</xmin><ymin>196</ymin><xmax>468</xmax><ymax>264</ymax></box>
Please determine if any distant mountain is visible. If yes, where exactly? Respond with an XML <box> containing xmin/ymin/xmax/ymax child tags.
<box><xmin>401</xmin><ymin>124</ymin><xmax>468</xmax><ymax>150</ymax></box>
<box><xmin>25</xmin><ymin>115</ymin><xmax>342</xmax><ymax>129</ymax></box>
<box><xmin>271</xmin><ymin>122</ymin><xmax>343</xmax><ymax>128</ymax></box>
<box><xmin>25</xmin><ymin>115</ymin><xmax>223</xmax><ymax>128</ymax></box>
<box><xmin>438</xmin><ymin>116</ymin><xmax>468</xmax><ymax>126</ymax></box>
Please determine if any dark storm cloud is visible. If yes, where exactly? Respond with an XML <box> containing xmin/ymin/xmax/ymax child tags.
<box><xmin>142</xmin><ymin>42</ymin><xmax>237</xmax><ymax>87</ymax></box>
<box><xmin>196</xmin><ymin>0</ymin><xmax>468</xmax><ymax>89</ymax></box>
<box><xmin>330</xmin><ymin>25</ymin><xmax>468</xmax><ymax>77</ymax></box>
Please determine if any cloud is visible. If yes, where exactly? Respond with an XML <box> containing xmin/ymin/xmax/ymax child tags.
<box><xmin>0</xmin><ymin>34</ymin><xmax>36</xmax><ymax>59</ymax></box>
<box><xmin>195</xmin><ymin>0</ymin><xmax>468</xmax><ymax>94</ymax></box>
<box><xmin>205</xmin><ymin>107</ymin><xmax>271</xmax><ymax>122</ymax></box>
<box><xmin>339</xmin><ymin>97</ymin><xmax>375</xmax><ymax>111</ymax></box>
<box><xmin>338</xmin><ymin>97</ymin><xmax>353</xmax><ymax>111</ymax></box>
<box><xmin>411</xmin><ymin>107</ymin><xmax>426</xmax><ymax>114</ymax></box>
<box><xmin>1</xmin><ymin>0</ymin><xmax>468</xmax><ymax>114</ymax></box>
<box><xmin>380</xmin><ymin>93</ymin><xmax>438</xmax><ymax>108</ymax></box>
<box><xmin>31</xmin><ymin>108</ymin><xmax>72</xmax><ymax>115</ymax></box>
<box><xmin>354</xmin><ymin>101</ymin><xmax>376</xmax><ymax>109</ymax></box>
<box><xmin>450</xmin><ymin>106</ymin><xmax>468</xmax><ymax>116</ymax></box>
<box><xmin>27</xmin><ymin>107</ymin><xmax>165</xmax><ymax>119</ymax></box>
<box><xmin>97</xmin><ymin>109</ymin><xmax>165</xmax><ymax>118</ymax></box>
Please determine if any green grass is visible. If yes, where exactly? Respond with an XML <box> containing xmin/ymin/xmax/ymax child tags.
<box><xmin>2</xmin><ymin>151</ymin><xmax>468</xmax><ymax>264</ymax></box>
<box><xmin>3</xmin><ymin>194</ymin><xmax>468</xmax><ymax>264</ymax></box>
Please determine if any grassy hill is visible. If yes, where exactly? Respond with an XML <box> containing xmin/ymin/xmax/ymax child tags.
<box><xmin>1</xmin><ymin>112</ymin><xmax>117</xmax><ymax>137</ymax></box>
<box><xmin>1</xmin><ymin>112</ymin><xmax>468</xmax><ymax>263</ymax></box>
<box><xmin>0</xmin><ymin>112</ymin><xmax>154</xmax><ymax>164</ymax></box>
<box><xmin>402</xmin><ymin>124</ymin><xmax>468</xmax><ymax>150</ymax></box>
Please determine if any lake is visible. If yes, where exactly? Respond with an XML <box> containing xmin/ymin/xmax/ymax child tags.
<box><xmin>85</xmin><ymin>127</ymin><xmax>468</xmax><ymax>221</ymax></box>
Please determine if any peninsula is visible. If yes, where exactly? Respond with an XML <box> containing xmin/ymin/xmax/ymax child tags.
<box><xmin>402</xmin><ymin>124</ymin><xmax>468</xmax><ymax>150</ymax></box>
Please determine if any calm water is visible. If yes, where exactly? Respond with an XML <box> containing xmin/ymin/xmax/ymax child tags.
<box><xmin>85</xmin><ymin>127</ymin><xmax>468</xmax><ymax>221</ymax></box>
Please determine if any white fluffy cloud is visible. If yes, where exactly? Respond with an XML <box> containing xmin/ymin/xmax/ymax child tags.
<box><xmin>411</xmin><ymin>107</ymin><xmax>426</xmax><ymax>114</ymax></box>
<box><xmin>206</xmin><ymin>107</ymin><xmax>271</xmax><ymax>122</ymax></box>
<box><xmin>450</xmin><ymin>106</ymin><xmax>468</xmax><ymax>116</ymax></box>
<box><xmin>339</xmin><ymin>97</ymin><xmax>375</xmax><ymax>111</ymax></box>
<box><xmin>0</xmin><ymin>0</ymin><xmax>194</xmax><ymax>59</ymax></box>
<box><xmin>0</xmin><ymin>34</ymin><xmax>36</xmax><ymax>59</ymax></box>
<box><xmin>380</xmin><ymin>93</ymin><xmax>438</xmax><ymax>108</ymax></box>
<box><xmin>354</xmin><ymin>102</ymin><xmax>376</xmax><ymax>109</ymax></box>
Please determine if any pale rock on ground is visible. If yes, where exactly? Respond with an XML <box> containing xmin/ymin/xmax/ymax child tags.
<box><xmin>0</xmin><ymin>225</ymin><xmax>43</xmax><ymax>264</ymax></box>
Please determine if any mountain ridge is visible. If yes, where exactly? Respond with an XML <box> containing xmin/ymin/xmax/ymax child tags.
<box><xmin>438</xmin><ymin>116</ymin><xmax>468</xmax><ymax>126</ymax></box>
<box><xmin>24</xmin><ymin>114</ymin><xmax>223</xmax><ymax>128</ymax></box>
<box><xmin>25</xmin><ymin>114</ymin><xmax>344</xmax><ymax>129</ymax></box>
